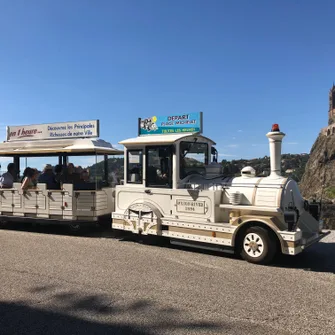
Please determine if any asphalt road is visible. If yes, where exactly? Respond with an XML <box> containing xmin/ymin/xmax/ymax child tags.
<box><xmin>0</xmin><ymin>223</ymin><xmax>334</xmax><ymax>335</ymax></box>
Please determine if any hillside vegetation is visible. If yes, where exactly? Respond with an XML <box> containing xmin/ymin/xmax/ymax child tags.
<box><xmin>221</xmin><ymin>153</ymin><xmax>309</xmax><ymax>181</ymax></box>
<box><xmin>88</xmin><ymin>153</ymin><xmax>310</xmax><ymax>182</ymax></box>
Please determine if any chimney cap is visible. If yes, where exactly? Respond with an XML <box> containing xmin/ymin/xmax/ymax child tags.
<box><xmin>271</xmin><ymin>124</ymin><xmax>280</xmax><ymax>132</ymax></box>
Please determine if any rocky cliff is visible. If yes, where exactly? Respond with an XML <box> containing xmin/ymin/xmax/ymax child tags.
<box><xmin>299</xmin><ymin>132</ymin><xmax>335</xmax><ymax>229</ymax></box>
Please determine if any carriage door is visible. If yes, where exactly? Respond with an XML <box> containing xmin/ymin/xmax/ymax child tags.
<box><xmin>145</xmin><ymin>145</ymin><xmax>173</xmax><ymax>189</ymax></box>
<box><xmin>143</xmin><ymin>145</ymin><xmax>173</xmax><ymax>218</ymax></box>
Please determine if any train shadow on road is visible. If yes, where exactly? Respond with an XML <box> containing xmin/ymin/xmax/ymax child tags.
<box><xmin>117</xmin><ymin>235</ymin><xmax>335</xmax><ymax>274</ymax></box>
<box><xmin>0</xmin><ymin>296</ymin><xmax>225</xmax><ymax>335</ymax></box>
<box><xmin>271</xmin><ymin>242</ymin><xmax>335</xmax><ymax>274</ymax></box>
<box><xmin>0</xmin><ymin>221</ymin><xmax>118</xmax><ymax>238</ymax></box>
<box><xmin>114</xmin><ymin>232</ymin><xmax>335</xmax><ymax>274</ymax></box>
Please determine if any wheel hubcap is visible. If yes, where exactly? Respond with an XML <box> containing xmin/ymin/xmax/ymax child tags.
<box><xmin>243</xmin><ymin>233</ymin><xmax>264</xmax><ymax>258</ymax></box>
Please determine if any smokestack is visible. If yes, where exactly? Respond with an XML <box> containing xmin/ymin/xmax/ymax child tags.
<box><xmin>266</xmin><ymin>124</ymin><xmax>285</xmax><ymax>178</ymax></box>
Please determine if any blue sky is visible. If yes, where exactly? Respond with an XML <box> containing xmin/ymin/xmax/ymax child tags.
<box><xmin>0</xmin><ymin>0</ymin><xmax>334</xmax><ymax>169</ymax></box>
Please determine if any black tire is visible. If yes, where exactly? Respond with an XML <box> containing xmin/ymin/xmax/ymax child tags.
<box><xmin>239</xmin><ymin>226</ymin><xmax>277</xmax><ymax>265</ymax></box>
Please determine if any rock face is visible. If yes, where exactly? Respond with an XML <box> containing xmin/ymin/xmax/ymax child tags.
<box><xmin>300</xmin><ymin>134</ymin><xmax>335</xmax><ymax>198</ymax></box>
<box><xmin>300</xmin><ymin>133</ymin><xmax>335</xmax><ymax>229</ymax></box>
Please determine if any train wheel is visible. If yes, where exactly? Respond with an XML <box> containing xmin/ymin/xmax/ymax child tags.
<box><xmin>240</xmin><ymin>226</ymin><xmax>276</xmax><ymax>265</ymax></box>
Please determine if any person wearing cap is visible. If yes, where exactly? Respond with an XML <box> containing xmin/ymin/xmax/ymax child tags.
<box><xmin>38</xmin><ymin>164</ymin><xmax>57</xmax><ymax>189</ymax></box>
<box><xmin>0</xmin><ymin>163</ymin><xmax>17</xmax><ymax>188</ymax></box>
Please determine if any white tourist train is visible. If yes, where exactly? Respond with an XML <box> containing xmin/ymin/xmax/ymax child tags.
<box><xmin>112</xmin><ymin>113</ymin><xmax>329</xmax><ymax>264</ymax></box>
<box><xmin>0</xmin><ymin>115</ymin><xmax>330</xmax><ymax>264</ymax></box>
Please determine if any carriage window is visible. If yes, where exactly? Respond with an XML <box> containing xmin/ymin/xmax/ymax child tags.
<box><xmin>146</xmin><ymin>146</ymin><xmax>172</xmax><ymax>188</ymax></box>
<box><xmin>127</xmin><ymin>150</ymin><xmax>143</xmax><ymax>184</ymax></box>
<box><xmin>180</xmin><ymin>141</ymin><xmax>208</xmax><ymax>179</ymax></box>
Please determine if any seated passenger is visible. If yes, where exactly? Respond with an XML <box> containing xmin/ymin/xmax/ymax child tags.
<box><xmin>21</xmin><ymin>168</ymin><xmax>30</xmax><ymax>183</ymax></box>
<box><xmin>64</xmin><ymin>163</ymin><xmax>81</xmax><ymax>183</ymax></box>
<box><xmin>54</xmin><ymin>164</ymin><xmax>63</xmax><ymax>188</ymax></box>
<box><xmin>21</xmin><ymin>167</ymin><xmax>38</xmax><ymax>190</ymax></box>
<box><xmin>0</xmin><ymin>163</ymin><xmax>17</xmax><ymax>188</ymax></box>
<box><xmin>156</xmin><ymin>168</ymin><xmax>168</xmax><ymax>180</ymax></box>
<box><xmin>32</xmin><ymin>168</ymin><xmax>41</xmax><ymax>188</ymax></box>
<box><xmin>38</xmin><ymin>164</ymin><xmax>58</xmax><ymax>189</ymax></box>
<box><xmin>80</xmin><ymin>169</ymin><xmax>89</xmax><ymax>182</ymax></box>
<box><xmin>76</xmin><ymin>166</ymin><xmax>83</xmax><ymax>175</ymax></box>
<box><xmin>110</xmin><ymin>168</ymin><xmax>119</xmax><ymax>186</ymax></box>
<box><xmin>33</xmin><ymin>169</ymin><xmax>40</xmax><ymax>187</ymax></box>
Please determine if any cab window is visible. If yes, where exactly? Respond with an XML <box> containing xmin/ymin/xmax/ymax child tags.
<box><xmin>146</xmin><ymin>146</ymin><xmax>172</xmax><ymax>188</ymax></box>
<box><xmin>180</xmin><ymin>141</ymin><xmax>208</xmax><ymax>179</ymax></box>
<box><xmin>127</xmin><ymin>150</ymin><xmax>143</xmax><ymax>183</ymax></box>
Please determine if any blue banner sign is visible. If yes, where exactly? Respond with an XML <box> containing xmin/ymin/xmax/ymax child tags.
<box><xmin>138</xmin><ymin>112</ymin><xmax>202</xmax><ymax>135</ymax></box>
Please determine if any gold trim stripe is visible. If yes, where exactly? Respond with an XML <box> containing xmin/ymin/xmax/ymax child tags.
<box><xmin>168</xmin><ymin>226</ymin><xmax>232</xmax><ymax>239</ymax></box>
<box><xmin>284</xmin><ymin>240</ymin><xmax>300</xmax><ymax>248</ymax></box>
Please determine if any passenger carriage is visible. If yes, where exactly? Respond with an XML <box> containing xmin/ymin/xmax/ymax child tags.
<box><xmin>0</xmin><ymin>120</ymin><xmax>122</xmax><ymax>231</ymax></box>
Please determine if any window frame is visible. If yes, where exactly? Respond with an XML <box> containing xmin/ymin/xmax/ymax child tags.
<box><xmin>179</xmin><ymin>141</ymin><xmax>209</xmax><ymax>179</ymax></box>
<box><xmin>145</xmin><ymin>145</ymin><xmax>173</xmax><ymax>189</ymax></box>
<box><xmin>126</xmin><ymin>149</ymin><xmax>143</xmax><ymax>184</ymax></box>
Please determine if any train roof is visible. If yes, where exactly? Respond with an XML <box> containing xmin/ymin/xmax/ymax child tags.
<box><xmin>119</xmin><ymin>133</ymin><xmax>216</xmax><ymax>146</ymax></box>
<box><xmin>0</xmin><ymin>138</ymin><xmax>123</xmax><ymax>156</ymax></box>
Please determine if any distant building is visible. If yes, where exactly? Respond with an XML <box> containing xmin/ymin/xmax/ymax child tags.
<box><xmin>329</xmin><ymin>84</ymin><xmax>335</xmax><ymax>125</ymax></box>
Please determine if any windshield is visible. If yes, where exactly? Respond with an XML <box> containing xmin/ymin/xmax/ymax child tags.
<box><xmin>180</xmin><ymin>141</ymin><xmax>208</xmax><ymax>179</ymax></box>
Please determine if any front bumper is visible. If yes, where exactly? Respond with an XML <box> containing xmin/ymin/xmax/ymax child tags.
<box><xmin>279</xmin><ymin>229</ymin><xmax>331</xmax><ymax>256</ymax></box>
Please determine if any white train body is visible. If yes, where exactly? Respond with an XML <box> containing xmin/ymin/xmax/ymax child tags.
<box><xmin>112</xmin><ymin>125</ymin><xmax>328</xmax><ymax>264</ymax></box>
<box><xmin>0</xmin><ymin>118</ymin><xmax>328</xmax><ymax>264</ymax></box>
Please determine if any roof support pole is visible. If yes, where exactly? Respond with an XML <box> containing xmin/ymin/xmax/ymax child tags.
<box><xmin>104</xmin><ymin>154</ymin><xmax>108</xmax><ymax>185</ymax></box>
<box><xmin>61</xmin><ymin>155</ymin><xmax>68</xmax><ymax>168</ymax></box>
<box><xmin>173</xmin><ymin>144</ymin><xmax>179</xmax><ymax>189</ymax></box>
<box><xmin>13</xmin><ymin>155</ymin><xmax>20</xmax><ymax>181</ymax></box>
<box><xmin>95</xmin><ymin>154</ymin><xmax>98</xmax><ymax>190</ymax></box>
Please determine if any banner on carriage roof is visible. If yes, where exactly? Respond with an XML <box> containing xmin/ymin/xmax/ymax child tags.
<box><xmin>138</xmin><ymin>112</ymin><xmax>203</xmax><ymax>136</ymax></box>
<box><xmin>6</xmin><ymin>120</ymin><xmax>100</xmax><ymax>142</ymax></box>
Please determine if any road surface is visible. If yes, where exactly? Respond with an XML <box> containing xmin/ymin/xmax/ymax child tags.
<box><xmin>0</xmin><ymin>224</ymin><xmax>334</xmax><ymax>335</ymax></box>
